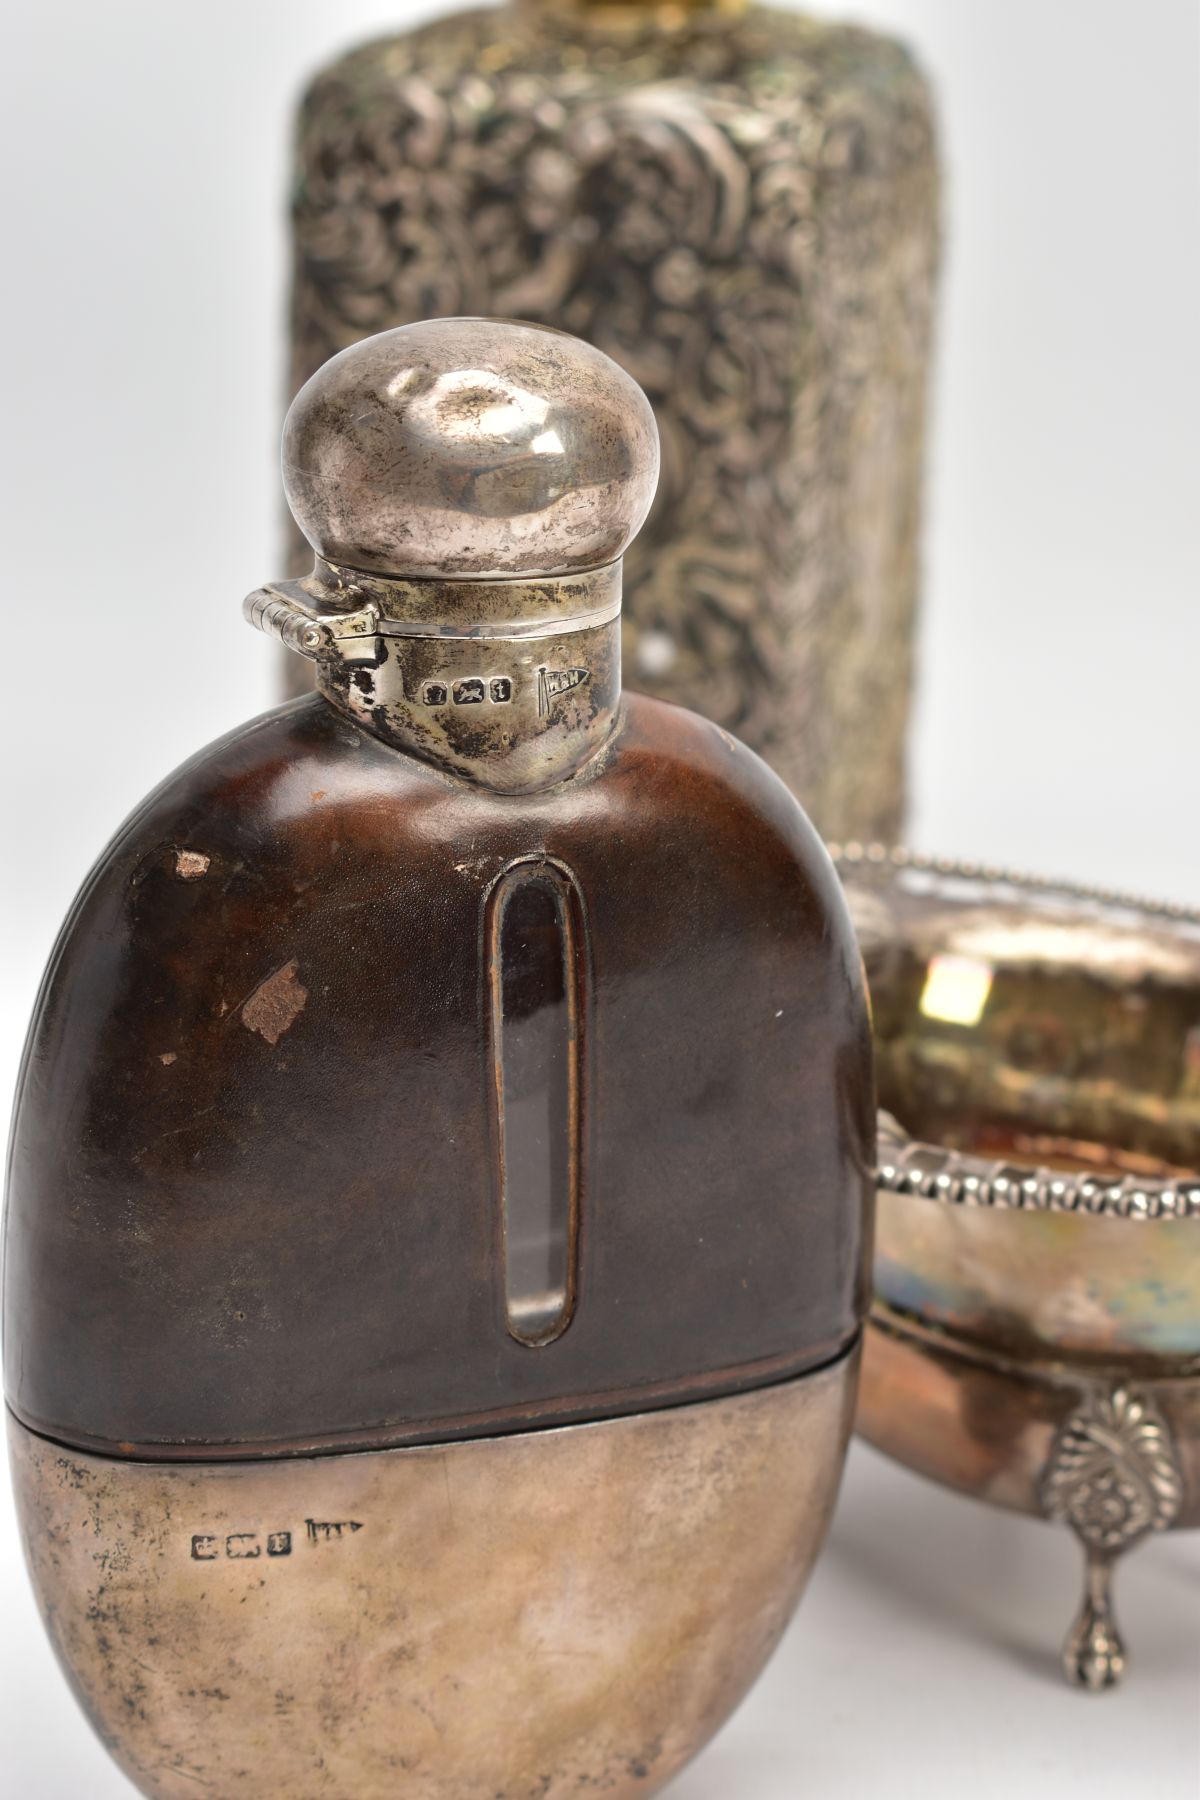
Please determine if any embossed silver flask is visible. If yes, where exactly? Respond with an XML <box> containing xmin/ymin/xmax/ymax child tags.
<box><xmin>285</xmin><ymin>0</ymin><xmax>941</xmax><ymax>840</ymax></box>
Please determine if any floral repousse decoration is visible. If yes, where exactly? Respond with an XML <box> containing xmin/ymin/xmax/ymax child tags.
<box><xmin>287</xmin><ymin>5</ymin><xmax>939</xmax><ymax>840</ymax></box>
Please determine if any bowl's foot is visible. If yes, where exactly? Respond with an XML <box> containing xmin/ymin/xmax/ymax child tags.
<box><xmin>1064</xmin><ymin>1550</ymin><xmax>1125</xmax><ymax>1690</ymax></box>
<box><xmin>1042</xmin><ymin>1385</ymin><xmax>1185</xmax><ymax>1691</ymax></box>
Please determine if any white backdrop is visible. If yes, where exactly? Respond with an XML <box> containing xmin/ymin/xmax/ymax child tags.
<box><xmin>1</xmin><ymin>2</ymin><xmax>1198</xmax><ymax>1796</ymax></box>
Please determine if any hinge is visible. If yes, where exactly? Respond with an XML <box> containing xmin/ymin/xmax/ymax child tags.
<box><xmin>243</xmin><ymin>584</ymin><xmax>383</xmax><ymax>666</ymax></box>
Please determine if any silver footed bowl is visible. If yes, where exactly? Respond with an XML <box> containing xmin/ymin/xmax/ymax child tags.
<box><xmin>833</xmin><ymin>844</ymin><xmax>1200</xmax><ymax>1690</ymax></box>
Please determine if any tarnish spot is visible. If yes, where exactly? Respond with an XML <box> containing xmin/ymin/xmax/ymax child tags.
<box><xmin>175</xmin><ymin>850</ymin><xmax>211</xmax><ymax>880</ymax></box>
<box><xmin>242</xmin><ymin>961</ymin><xmax>308</xmax><ymax>1045</ymax></box>
<box><xmin>159</xmin><ymin>1053</ymin><xmax>177</xmax><ymax>1066</ymax></box>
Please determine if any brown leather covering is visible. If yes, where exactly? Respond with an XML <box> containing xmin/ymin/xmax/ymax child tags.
<box><xmin>5</xmin><ymin>692</ymin><xmax>872</xmax><ymax>1459</ymax></box>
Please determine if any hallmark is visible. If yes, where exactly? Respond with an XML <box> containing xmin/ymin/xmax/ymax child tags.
<box><xmin>306</xmin><ymin>1517</ymin><xmax>364</xmax><ymax>1543</ymax></box>
<box><xmin>421</xmin><ymin>676</ymin><xmax>513</xmax><ymax>707</ymax></box>
<box><xmin>191</xmin><ymin>1530</ymin><xmax>293</xmax><ymax>1561</ymax></box>
<box><xmin>537</xmin><ymin>666</ymin><xmax>588</xmax><ymax>717</ymax></box>
<box><xmin>188</xmin><ymin>1519</ymin><xmax>365</xmax><ymax>1559</ymax></box>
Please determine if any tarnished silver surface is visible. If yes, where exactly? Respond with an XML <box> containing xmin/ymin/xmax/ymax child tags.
<box><xmin>1041</xmin><ymin>1387</ymin><xmax>1184</xmax><ymax>1689</ymax></box>
<box><xmin>836</xmin><ymin>844</ymin><xmax>1200</xmax><ymax>1689</ymax></box>
<box><xmin>253</xmin><ymin>319</ymin><xmax>656</xmax><ymax>791</ymax></box>
<box><xmin>286</xmin><ymin>5</ymin><xmax>941</xmax><ymax>837</ymax></box>
<box><xmin>9</xmin><ymin>1360</ymin><xmax>858</xmax><ymax>1799</ymax></box>
<box><xmin>283</xmin><ymin>317</ymin><xmax>659</xmax><ymax>580</ymax></box>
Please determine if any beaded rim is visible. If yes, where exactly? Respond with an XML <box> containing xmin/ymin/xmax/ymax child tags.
<box><xmin>832</xmin><ymin>845</ymin><xmax>1200</xmax><ymax>1222</ymax></box>
<box><xmin>829</xmin><ymin>841</ymin><xmax>1200</xmax><ymax>926</ymax></box>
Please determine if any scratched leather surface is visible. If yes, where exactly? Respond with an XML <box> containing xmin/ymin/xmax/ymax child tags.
<box><xmin>4</xmin><ymin>692</ymin><xmax>872</xmax><ymax>1456</ymax></box>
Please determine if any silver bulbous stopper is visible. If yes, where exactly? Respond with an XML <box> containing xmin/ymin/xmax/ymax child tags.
<box><xmin>283</xmin><ymin>318</ymin><xmax>660</xmax><ymax>581</ymax></box>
